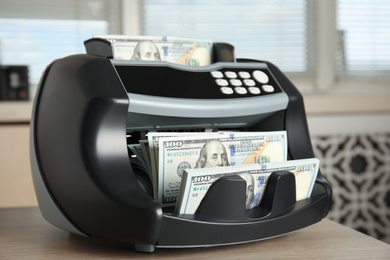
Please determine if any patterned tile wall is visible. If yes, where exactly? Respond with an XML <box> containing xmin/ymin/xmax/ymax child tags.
<box><xmin>311</xmin><ymin>133</ymin><xmax>390</xmax><ymax>243</ymax></box>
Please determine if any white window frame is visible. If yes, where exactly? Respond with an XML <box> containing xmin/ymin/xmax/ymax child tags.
<box><xmin>121</xmin><ymin>0</ymin><xmax>390</xmax><ymax>114</ymax></box>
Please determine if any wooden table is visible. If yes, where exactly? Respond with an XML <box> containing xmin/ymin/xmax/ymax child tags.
<box><xmin>1</xmin><ymin>207</ymin><xmax>389</xmax><ymax>259</ymax></box>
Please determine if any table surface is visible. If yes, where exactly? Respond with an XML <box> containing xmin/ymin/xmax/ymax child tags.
<box><xmin>0</xmin><ymin>101</ymin><xmax>33</xmax><ymax>123</ymax></box>
<box><xmin>1</xmin><ymin>207</ymin><xmax>389</xmax><ymax>259</ymax></box>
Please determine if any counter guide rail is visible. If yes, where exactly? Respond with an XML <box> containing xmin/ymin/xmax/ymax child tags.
<box><xmin>30</xmin><ymin>38</ymin><xmax>332</xmax><ymax>253</ymax></box>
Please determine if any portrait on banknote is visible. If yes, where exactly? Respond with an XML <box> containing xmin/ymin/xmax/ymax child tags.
<box><xmin>131</xmin><ymin>41</ymin><xmax>161</xmax><ymax>61</ymax></box>
<box><xmin>195</xmin><ymin>140</ymin><xmax>230</xmax><ymax>168</ymax></box>
<box><xmin>238</xmin><ymin>172</ymin><xmax>255</xmax><ymax>209</ymax></box>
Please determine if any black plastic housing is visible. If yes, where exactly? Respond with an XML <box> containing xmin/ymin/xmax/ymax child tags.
<box><xmin>31</xmin><ymin>40</ymin><xmax>332</xmax><ymax>252</ymax></box>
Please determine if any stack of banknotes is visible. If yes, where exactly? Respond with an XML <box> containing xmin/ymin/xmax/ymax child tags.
<box><xmin>93</xmin><ymin>35</ymin><xmax>213</xmax><ymax>66</ymax></box>
<box><xmin>128</xmin><ymin>131</ymin><xmax>320</xmax><ymax>214</ymax></box>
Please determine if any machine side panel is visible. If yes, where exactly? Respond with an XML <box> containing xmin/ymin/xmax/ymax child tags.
<box><xmin>30</xmin><ymin>121</ymin><xmax>86</xmax><ymax>235</ymax></box>
<box><xmin>30</xmin><ymin>62</ymin><xmax>85</xmax><ymax>235</ymax></box>
<box><xmin>264</xmin><ymin>60</ymin><xmax>333</xmax><ymax>217</ymax></box>
<box><xmin>31</xmin><ymin>54</ymin><xmax>162</xmax><ymax>244</ymax></box>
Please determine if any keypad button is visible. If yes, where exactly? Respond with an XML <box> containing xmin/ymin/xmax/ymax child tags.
<box><xmin>238</xmin><ymin>71</ymin><xmax>251</xmax><ymax>78</ymax></box>
<box><xmin>211</xmin><ymin>71</ymin><xmax>224</xmax><ymax>78</ymax></box>
<box><xmin>230</xmin><ymin>79</ymin><xmax>242</xmax><ymax>87</ymax></box>
<box><xmin>248</xmin><ymin>87</ymin><xmax>261</xmax><ymax>95</ymax></box>
<box><xmin>252</xmin><ymin>70</ymin><xmax>269</xmax><ymax>84</ymax></box>
<box><xmin>243</xmin><ymin>79</ymin><xmax>256</xmax><ymax>87</ymax></box>
<box><xmin>234</xmin><ymin>87</ymin><xmax>247</xmax><ymax>95</ymax></box>
<box><xmin>216</xmin><ymin>79</ymin><xmax>229</xmax><ymax>87</ymax></box>
<box><xmin>262</xmin><ymin>84</ymin><xmax>275</xmax><ymax>93</ymax></box>
<box><xmin>220</xmin><ymin>87</ymin><xmax>234</xmax><ymax>95</ymax></box>
<box><xmin>225</xmin><ymin>71</ymin><xmax>238</xmax><ymax>78</ymax></box>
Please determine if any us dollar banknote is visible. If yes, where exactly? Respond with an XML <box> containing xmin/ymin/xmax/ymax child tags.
<box><xmin>175</xmin><ymin>158</ymin><xmax>319</xmax><ymax>215</ymax></box>
<box><xmin>147</xmin><ymin>131</ymin><xmax>223</xmax><ymax>192</ymax></box>
<box><xmin>158</xmin><ymin>131</ymin><xmax>287</xmax><ymax>206</ymax></box>
<box><xmin>93</xmin><ymin>35</ymin><xmax>212</xmax><ymax>66</ymax></box>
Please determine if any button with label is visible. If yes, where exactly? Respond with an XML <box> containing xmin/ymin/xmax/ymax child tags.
<box><xmin>248</xmin><ymin>87</ymin><xmax>261</xmax><ymax>95</ymax></box>
<box><xmin>243</xmin><ymin>79</ymin><xmax>256</xmax><ymax>87</ymax></box>
<box><xmin>262</xmin><ymin>84</ymin><xmax>275</xmax><ymax>93</ymax></box>
<box><xmin>252</xmin><ymin>70</ymin><xmax>269</xmax><ymax>84</ymax></box>
<box><xmin>238</xmin><ymin>71</ymin><xmax>251</xmax><ymax>78</ymax></box>
<box><xmin>225</xmin><ymin>71</ymin><xmax>238</xmax><ymax>78</ymax></box>
<box><xmin>234</xmin><ymin>87</ymin><xmax>247</xmax><ymax>95</ymax></box>
<box><xmin>216</xmin><ymin>79</ymin><xmax>229</xmax><ymax>87</ymax></box>
<box><xmin>230</xmin><ymin>79</ymin><xmax>242</xmax><ymax>87</ymax></box>
<box><xmin>211</xmin><ymin>71</ymin><xmax>224</xmax><ymax>78</ymax></box>
<box><xmin>220</xmin><ymin>87</ymin><xmax>234</xmax><ymax>95</ymax></box>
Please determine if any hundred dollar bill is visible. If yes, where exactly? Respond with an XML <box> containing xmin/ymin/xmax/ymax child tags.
<box><xmin>158</xmin><ymin>131</ymin><xmax>287</xmax><ymax>206</ymax></box>
<box><xmin>175</xmin><ymin>158</ymin><xmax>319</xmax><ymax>215</ymax></box>
<box><xmin>147</xmin><ymin>131</ymin><xmax>223</xmax><ymax>191</ymax></box>
<box><xmin>93</xmin><ymin>35</ymin><xmax>213</xmax><ymax>66</ymax></box>
<box><xmin>252</xmin><ymin>158</ymin><xmax>320</xmax><ymax>203</ymax></box>
<box><xmin>148</xmin><ymin>132</ymin><xmax>225</xmax><ymax>194</ymax></box>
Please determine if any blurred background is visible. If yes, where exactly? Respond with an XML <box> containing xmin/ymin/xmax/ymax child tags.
<box><xmin>0</xmin><ymin>0</ymin><xmax>389</xmax><ymax>243</ymax></box>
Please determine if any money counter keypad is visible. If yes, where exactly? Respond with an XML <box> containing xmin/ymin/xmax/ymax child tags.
<box><xmin>211</xmin><ymin>69</ymin><xmax>275</xmax><ymax>96</ymax></box>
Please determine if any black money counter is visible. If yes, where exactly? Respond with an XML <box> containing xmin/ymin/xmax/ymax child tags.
<box><xmin>30</xmin><ymin>38</ymin><xmax>332</xmax><ymax>253</ymax></box>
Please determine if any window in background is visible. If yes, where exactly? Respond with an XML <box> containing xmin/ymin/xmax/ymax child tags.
<box><xmin>0</xmin><ymin>0</ymin><xmax>121</xmax><ymax>84</ymax></box>
<box><xmin>0</xmin><ymin>19</ymin><xmax>108</xmax><ymax>84</ymax></box>
<box><xmin>140</xmin><ymin>0</ymin><xmax>390</xmax><ymax>92</ymax></box>
<box><xmin>143</xmin><ymin>0</ymin><xmax>311</xmax><ymax>74</ymax></box>
<box><xmin>337</xmin><ymin>0</ymin><xmax>390</xmax><ymax>77</ymax></box>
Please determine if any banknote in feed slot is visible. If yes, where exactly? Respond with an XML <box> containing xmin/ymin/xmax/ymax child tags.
<box><xmin>156</xmin><ymin>131</ymin><xmax>288</xmax><ymax>207</ymax></box>
<box><xmin>174</xmin><ymin>158</ymin><xmax>320</xmax><ymax>215</ymax></box>
<box><xmin>93</xmin><ymin>35</ymin><xmax>213</xmax><ymax>66</ymax></box>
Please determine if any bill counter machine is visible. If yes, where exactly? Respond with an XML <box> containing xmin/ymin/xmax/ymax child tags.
<box><xmin>30</xmin><ymin>38</ymin><xmax>332</xmax><ymax>252</ymax></box>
